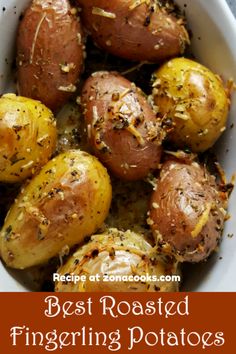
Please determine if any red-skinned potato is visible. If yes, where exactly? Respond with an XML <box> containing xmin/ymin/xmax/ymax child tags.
<box><xmin>76</xmin><ymin>0</ymin><xmax>189</xmax><ymax>62</ymax></box>
<box><xmin>81</xmin><ymin>71</ymin><xmax>164</xmax><ymax>181</ymax></box>
<box><xmin>148</xmin><ymin>157</ymin><xmax>228</xmax><ymax>263</ymax></box>
<box><xmin>17</xmin><ymin>0</ymin><xmax>84</xmax><ymax>112</ymax></box>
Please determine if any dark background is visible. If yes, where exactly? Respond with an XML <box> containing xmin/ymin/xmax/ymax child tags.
<box><xmin>227</xmin><ymin>0</ymin><xmax>236</xmax><ymax>16</ymax></box>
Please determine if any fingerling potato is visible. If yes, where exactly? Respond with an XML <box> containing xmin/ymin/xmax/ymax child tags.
<box><xmin>0</xmin><ymin>150</ymin><xmax>112</xmax><ymax>269</ymax></box>
<box><xmin>77</xmin><ymin>0</ymin><xmax>189</xmax><ymax>62</ymax></box>
<box><xmin>149</xmin><ymin>158</ymin><xmax>228</xmax><ymax>262</ymax></box>
<box><xmin>0</xmin><ymin>94</ymin><xmax>57</xmax><ymax>183</ymax></box>
<box><xmin>82</xmin><ymin>71</ymin><xmax>164</xmax><ymax>181</ymax></box>
<box><xmin>152</xmin><ymin>58</ymin><xmax>230</xmax><ymax>152</ymax></box>
<box><xmin>55</xmin><ymin>228</ymin><xmax>180</xmax><ymax>292</ymax></box>
<box><xmin>17</xmin><ymin>0</ymin><xmax>84</xmax><ymax>112</ymax></box>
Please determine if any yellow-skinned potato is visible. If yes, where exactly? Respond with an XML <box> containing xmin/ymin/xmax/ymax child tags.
<box><xmin>17</xmin><ymin>0</ymin><xmax>84</xmax><ymax>112</ymax></box>
<box><xmin>55</xmin><ymin>228</ymin><xmax>180</xmax><ymax>292</ymax></box>
<box><xmin>0</xmin><ymin>94</ymin><xmax>57</xmax><ymax>183</ymax></box>
<box><xmin>0</xmin><ymin>150</ymin><xmax>112</xmax><ymax>269</ymax></box>
<box><xmin>152</xmin><ymin>58</ymin><xmax>230</xmax><ymax>152</ymax></box>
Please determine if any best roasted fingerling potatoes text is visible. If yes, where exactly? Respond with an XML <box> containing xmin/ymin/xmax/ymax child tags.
<box><xmin>0</xmin><ymin>0</ymin><xmax>233</xmax><ymax>292</ymax></box>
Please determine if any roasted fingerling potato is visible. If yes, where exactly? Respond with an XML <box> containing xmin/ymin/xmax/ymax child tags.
<box><xmin>76</xmin><ymin>0</ymin><xmax>190</xmax><ymax>62</ymax></box>
<box><xmin>0</xmin><ymin>150</ymin><xmax>112</xmax><ymax>269</ymax></box>
<box><xmin>0</xmin><ymin>0</ymin><xmax>233</xmax><ymax>293</ymax></box>
<box><xmin>0</xmin><ymin>94</ymin><xmax>57</xmax><ymax>183</ymax></box>
<box><xmin>17</xmin><ymin>0</ymin><xmax>84</xmax><ymax>112</ymax></box>
<box><xmin>152</xmin><ymin>58</ymin><xmax>230</xmax><ymax>152</ymax></box>
<box><xmin>149</xmin><ymin>157</ymin><xmax>228</xmax><ymax>263</ymax></box>
<box><xmin>55</xmin><ymin>228</ymin><xmax>180</xmax><ymax>292</ymax></box>
<box><xmin>82</xmin><ymin>71</ymin><xmax>164</xmax><ymax>181</ymax></box>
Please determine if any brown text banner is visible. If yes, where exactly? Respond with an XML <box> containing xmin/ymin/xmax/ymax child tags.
<box><xmin>0</xmin><ymin>293</ymin><xmax>235</xmax><ymax>353</ymax></box>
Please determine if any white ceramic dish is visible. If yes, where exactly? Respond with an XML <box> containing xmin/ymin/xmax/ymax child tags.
<box><xmin>0</xmin><ymin>0</ymin><xmax>236</xmax><ymax>292</ymax></box>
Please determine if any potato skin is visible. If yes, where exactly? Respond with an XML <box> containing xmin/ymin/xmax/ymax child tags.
<box><xmin>0</xmin><ymin>150</ymin><xmax>112</xmax><ymax>269</ymax></box>
<box><xmin>77</xmin><ymin>0</ymin><xmax>189</xmax><ymax>62</ymax></box>
<box><xmin>82</xmin><ymin>71</ymin><xmax>164</xmax><ymax>181</ymax></box>
<box><xmin>55</xmin><ymin>228</ymin><xmax>180</xmax><ymax>292</ymax></box>
<box><xmin>152</xmin><ymin>58</ymin><xmax>230</xmax><ymax>152</ymax></box>
<box><xmin>149</xmin><ymin>159</ymin><xmax>227</xmax><ymax>262</ymax></box>
<box><xmin>0</xmin><ymin>94</ymin><xmax>57</xmax><ymax>183</ymax></box>
<box><xmin>17</xmin><ymin>0</ymin><xmax>84</xmax><ymax>112</ymax></box>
